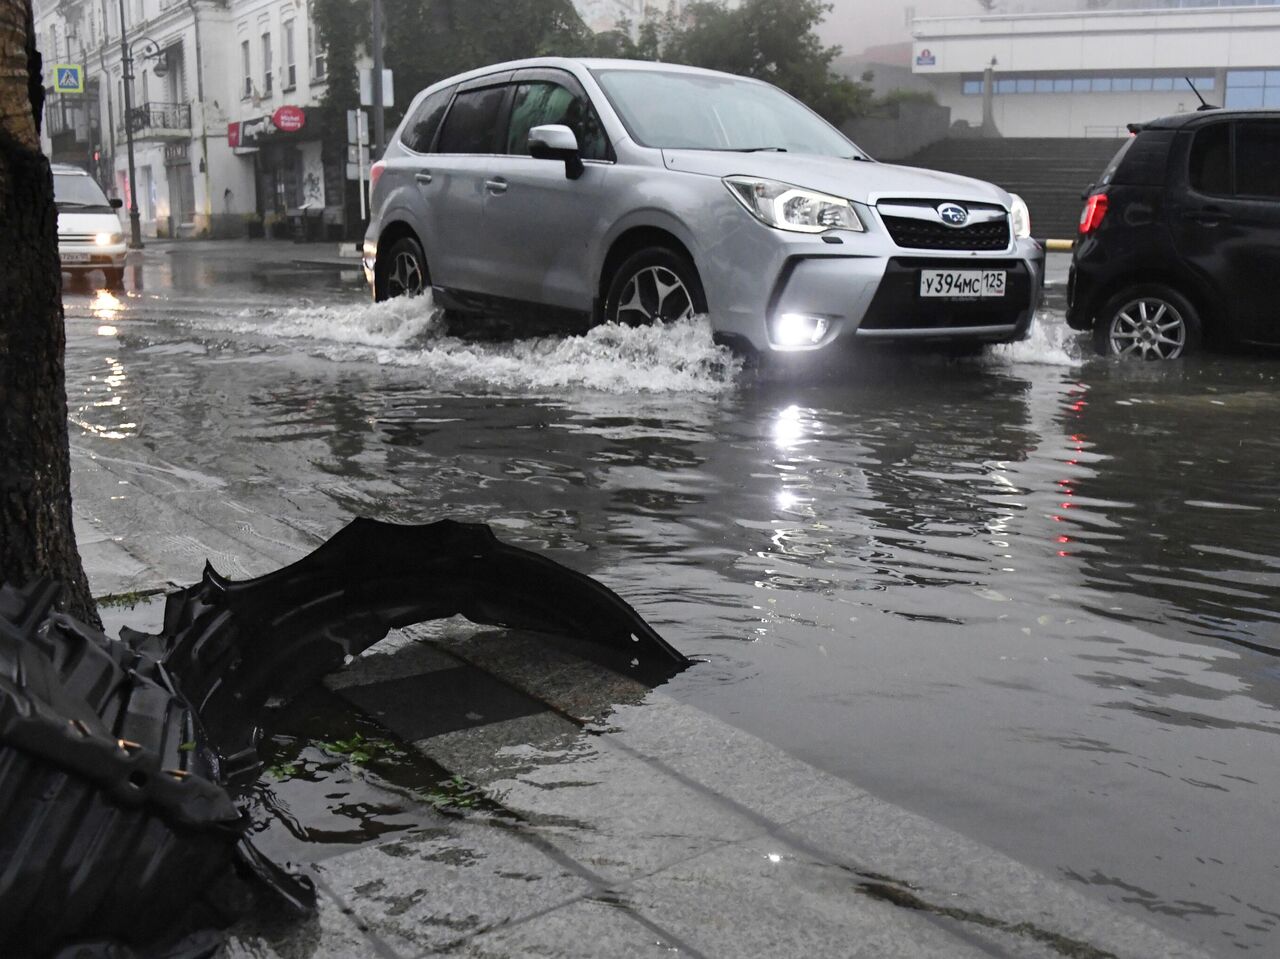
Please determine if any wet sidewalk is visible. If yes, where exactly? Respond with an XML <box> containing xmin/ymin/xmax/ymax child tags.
<box><xmin>71</xmin><ymin>447</ymin><xmax>1210</xmax><ymax>959</ymax></box>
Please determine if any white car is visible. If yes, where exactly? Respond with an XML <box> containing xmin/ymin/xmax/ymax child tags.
<box><xmin>53</xmin><ymin>163</ymin><xmax>127</xmax><ymax>288</ymax></box>
<box><xmin>365</xmin><ymin>58</ymin><xmax>1044</xmax><ymax>357</ymax></box>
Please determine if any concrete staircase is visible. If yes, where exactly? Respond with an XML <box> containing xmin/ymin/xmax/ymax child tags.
<box><xmin>898</xmin><ymin>137</ymin><xmax>1127</xmax><ymax>241</ymax></box>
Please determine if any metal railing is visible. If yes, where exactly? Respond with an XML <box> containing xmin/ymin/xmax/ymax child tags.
<box><xmin>120</xmin><ymin>101</ymin><xmax>191</xmax><ymax>136</ymax></box>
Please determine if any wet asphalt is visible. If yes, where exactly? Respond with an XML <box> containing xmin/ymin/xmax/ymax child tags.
<box><xmin>63</xmin><ymin>241</ymin><xmax>1280</xmax><ymax>954</ymax></box>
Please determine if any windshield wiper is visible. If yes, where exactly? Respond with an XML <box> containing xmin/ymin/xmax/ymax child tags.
<box><xmin>56</xmin><ymin>201</ymin><xmax>92</xmax><ymax>207</ymax></box>
<box><xmin>727</xmin><ymin>146</ymin><xmax>788</xmax><ymax>153</ymax></box>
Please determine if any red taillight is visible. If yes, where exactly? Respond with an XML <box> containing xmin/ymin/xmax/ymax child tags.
<box><xmin>369</xmin><ymin>160</ymin><xmax>386</xmax><ymax>194</ymax></box>
<box><xmin>1079</xmin><ymin>193</ymin><xmax>1108</xmax><ymax>234</ymax></box>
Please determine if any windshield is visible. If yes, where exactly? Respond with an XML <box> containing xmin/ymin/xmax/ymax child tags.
<box><xmin>54</xmin><ymin>172</ymin><xmax>113</xmax><ymax>210</ymax></box>
<box><xmin>592</xmin><ymin>68</ymin><xmax>862</xmax><ymax>158</ymax></box>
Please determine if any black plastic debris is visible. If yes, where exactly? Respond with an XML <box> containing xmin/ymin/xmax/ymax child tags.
<box><xmin>0</xmin><ymin>519</ymin><xmax>688</xmax><ymax>957</ymax></box>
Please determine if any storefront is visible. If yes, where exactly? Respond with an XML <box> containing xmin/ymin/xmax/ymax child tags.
<box><xmin>229</xmin><ymin>105</ymin><xmax>328</xmax><ymax>237</ymax></box>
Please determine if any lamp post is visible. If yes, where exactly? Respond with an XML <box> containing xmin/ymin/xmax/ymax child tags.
<box><xmin>116</xmin><ymin>0</ymin><xmax>166</xmax><ymax>249</ymax></box>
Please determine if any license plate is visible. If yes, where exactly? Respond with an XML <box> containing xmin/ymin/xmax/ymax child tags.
<box><xmin>919</xmin><ymin>269</ymin><xmax>1005</xmax><ymax>298</ymax></box>
<box><xmin>60</xmin><ymin>251</ymin><xmax>91</xmax><ymax>263</ymax></box>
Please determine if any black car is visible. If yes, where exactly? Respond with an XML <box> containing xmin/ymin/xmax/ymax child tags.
<box><xmin>1067</xmin><ymin>109</ymin><xmax>1280</xmax><ymax>359</ymax></box>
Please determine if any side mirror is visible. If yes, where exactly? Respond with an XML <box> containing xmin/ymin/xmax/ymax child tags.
<box><xmin>529</xmin><ymin>124</ymin><xmax>584</xmax><ymax>180</ymax></box>
<box><xmin>109</xmin><ymin>197</ymin><xmax>123</xmax><ymax>209</ymax></box>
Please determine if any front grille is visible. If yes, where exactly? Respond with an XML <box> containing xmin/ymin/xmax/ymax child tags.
<box><xmin>881</xmin><ymin>215</ymin><xmax>1011</xmax><ymax>251</ymax></box>
<box><xmin>61</xmin><ymin>234</ymin><xmax>98</xmax><ymax>242</ymax></box>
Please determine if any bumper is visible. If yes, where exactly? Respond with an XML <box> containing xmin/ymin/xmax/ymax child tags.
<box><xmin>703</xmin><ymin>227</ymin><xmax>1044</xmax><ymax>354</ymax></box>
<box><xmin>59</xmin><ymin>244</ymin><xmax>128</xmax><ymax>270</ymax></box>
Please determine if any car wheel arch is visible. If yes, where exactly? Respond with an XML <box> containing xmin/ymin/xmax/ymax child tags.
<box><xmin>1088</xmin><ymin>269</ymin><xmax>1220</xmax><ymax>341</ymax></box>
<box><xmin>596</xmin><ymin>226</ymin><xmax>702</xmax><ymax>321</ymax></box>
<box><xmin>375</xmin><ymin>221</ymin><xmax>428</xmax><ymax>291</ymax></box>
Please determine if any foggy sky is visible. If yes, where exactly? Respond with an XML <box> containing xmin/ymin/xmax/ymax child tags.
<box><xmin>818</xmin><ymin>0</ymin><xmax>1002</xmax><ymax>56</ymax></box>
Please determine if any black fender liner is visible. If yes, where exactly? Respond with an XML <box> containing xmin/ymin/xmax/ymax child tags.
<box><xmin>0</xmin><ymin>519</ymin><xmax>688</xmax><ymax>957</ymax></box>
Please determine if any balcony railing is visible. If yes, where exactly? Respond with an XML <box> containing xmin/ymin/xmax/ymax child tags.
<box><xmin>120</xmin><ymin>101</ymin><xmax>191</xmax><ymax>139</ymax></box>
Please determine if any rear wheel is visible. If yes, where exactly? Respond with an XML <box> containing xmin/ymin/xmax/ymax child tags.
<box><xmin>1094</xmin><ymin>284</ymin><xmax>1202</xmax><ymax>360</ymax></box>
<box><xmin>376</xmin><ymin>235</ymin><xmax>428</xmax><ymax>301</ymax></box>
<box><xmin>603</xmin><ymin>247</ymin><xmax>706</xmax><ymax>326</ymax></box>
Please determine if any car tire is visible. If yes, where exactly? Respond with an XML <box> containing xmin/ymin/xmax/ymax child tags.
<box><xmin>1094</xmin><ymin>284</ymin><xmax>1202</xmax><ymax>360</ymax></box>
<box><xmin>376</xmin><ymin>235</ymin><xmax>429</xmax><ymax>301</ymax></box>
<box><xmin>603</xmin><ymin>247</ymin><xmax>707</xmax><ymax>326</ymax></box>
<box><xmin>103</xmin><ymin>268</ymin><xmax>125</xmax><ymax>290</ymax></box>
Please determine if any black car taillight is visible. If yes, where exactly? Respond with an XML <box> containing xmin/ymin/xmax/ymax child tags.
<box><xmin>1079</xmin><ymin>193</ymin><xmax>1108</xmax><ymax>235</ymax></box>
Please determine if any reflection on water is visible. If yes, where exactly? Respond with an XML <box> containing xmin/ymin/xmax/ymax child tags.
<box><xmin>61</xmin><ymin>274</ymin><xmax>1280</xmax><ymax>952</ymax></box>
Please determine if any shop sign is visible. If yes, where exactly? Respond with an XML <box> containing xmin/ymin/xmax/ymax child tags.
<box><xmin>272</xmin><ymin>106</ymin><xmax>306</xmax><ymax>133</ymax></box>
<box><xmin>229</xmin><ymin>108</ymin><xmax>308</xmax><ymax>148</ymax></box>
<box><xmin>916</xmin><ymin>48</ymin><xmax>936</xmax><ymax>67</ymax></box>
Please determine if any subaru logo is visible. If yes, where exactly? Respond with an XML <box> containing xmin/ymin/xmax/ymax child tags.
<box><xmin>938</xmin><ymin>203</ymin><xmax>969</xmax><ymax>227</ymax></box>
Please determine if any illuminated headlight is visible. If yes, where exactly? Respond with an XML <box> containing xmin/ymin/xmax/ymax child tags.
<box><xmin>725</xmin><ymin>176</ymin><xmax>863</xmax><ymax>233</ymax></box>
<box><xmin>773</xmin><ymin>313</ymin><xmax>830</xmax><ymax>347</ymax></box>
<box><xmin>95</xmin><ymin>232</ymin><xmax>123</xmax><ymax>246</ymax></box>
<box><xmin>1009</xmin><ymin>194</ymin><xmax>1031</xmax><ymax>240</ymax></box>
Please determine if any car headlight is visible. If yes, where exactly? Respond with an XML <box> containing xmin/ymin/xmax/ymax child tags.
<box><xmin>724</xmin><ymin>176</ymin><xmax>863</xmax><ymax>233</ymax></box>
<box><xmin>94</xmin><ymin>232</ymin><xmax>123</xmax><ymax>246</ymax></box>
<box><xmin>1009</xmin><ymin>194</ymin><xmax>1031</xmax><ymax>240</ymax></box>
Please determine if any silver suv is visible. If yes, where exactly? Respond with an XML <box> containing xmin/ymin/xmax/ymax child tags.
<box><xmin>364</xmin><ymin>58</ymin><xmax>1044</xmax><ymax>355</ymax></box>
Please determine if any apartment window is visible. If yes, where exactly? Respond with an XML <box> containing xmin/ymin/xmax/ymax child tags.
<box><xmin>262</xmin><ymin>32</ymin><xmax>273</xmax><ymax>95</ymax></box>
<box><xmin>241</xmin><ymin>39</ymin><xmax>251</xmax><ymax>98</ymax></box>
<box><xmin>309</xmin><ymin>7</ymin><xmax>327</xmax><ymax>82</ymax></box>
<box><xmin>283</xmin><ymin>21</ymin><xmax>296</xmax><ymax>89</ymax></box>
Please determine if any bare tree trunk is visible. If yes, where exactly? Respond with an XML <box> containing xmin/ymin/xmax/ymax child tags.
<box><xmin>0</xmin><ymin>0</ymin><xmax>100</xmax><ymax>628</ymax></box>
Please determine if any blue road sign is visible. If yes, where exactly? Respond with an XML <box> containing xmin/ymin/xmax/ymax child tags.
<box><xmin>53</xmin><ymin>64</ymin><xmax>84</xmax><ymax>94</ymax></box>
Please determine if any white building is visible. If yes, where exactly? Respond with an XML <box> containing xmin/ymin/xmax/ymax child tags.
<box><xmin>911</xmin><ymin>1</ymin><xmax>1280</xmax><ymax>137</ymax></box>
<box><xmin>33</xmin><ymin>0</ymin><xmax>333</xmax><ymax>238</ymax></box>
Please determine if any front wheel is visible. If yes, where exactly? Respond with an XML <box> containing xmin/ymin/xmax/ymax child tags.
<box><xmin>1094</xmin><ymin>284</ymin><xmax>1202</xmax><ymax>360</ymax></box>
<box><xmin>103</xmin><ymin>268</ymin><xmax>125</xmax><ymax>290</ymax></box>
<box><xmin>375</xmin><ymin>235</ymin><xmax>428</xmax><ymax>301</ymax></box>
<box><xmin>603</xmin><ymin>247</ymin><xmax>706</xmax><ymax>326</ymax></box>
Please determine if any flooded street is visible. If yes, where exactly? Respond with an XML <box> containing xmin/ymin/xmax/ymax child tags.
<box><xmin>64</xmin><ymin>246</ymin><xmax>1279</xmax><ymax>955</ymax></box>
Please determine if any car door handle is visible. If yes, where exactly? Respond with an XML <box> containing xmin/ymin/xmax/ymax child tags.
<box><xmin>414</xmin><ymin>172</ymin><xmax>433</xmax><ymax>184</ymax></box>
<box><xmin>485</xmin><ymin>177</ymin><xmax>508</xmax><ymax>195</ymax></box>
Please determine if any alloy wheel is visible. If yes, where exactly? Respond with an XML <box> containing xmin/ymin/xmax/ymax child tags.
<box><xmin>1107</xmin><ymin>297</ymin><xmax>1188</xmax><ymax>360</ymax></box>
<box><xmin>615</xmin><ymin>266</ymin><xmax>695</xmax><ymax>324</ymax></box>
<box><xmin>388</xmin><ymin>250</ymin><xmax>424</xmax><ymax>297</ymax></box>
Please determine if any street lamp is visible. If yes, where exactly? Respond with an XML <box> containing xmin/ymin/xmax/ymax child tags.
<box><xmin>116</xmin><ymin>2</ymin><xmax>167</xmax><ymax>249</ymax></box>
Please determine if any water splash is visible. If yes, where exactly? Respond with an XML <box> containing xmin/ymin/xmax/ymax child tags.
<box><xmin>987</xmin><ymin>312</ymin><xmax>1085</xmax><ymax>367</ymax></box>
<box><xmin>216</xmin><ymin>294</ymin><xmax>743</xmax><ymax>394</ymax></box>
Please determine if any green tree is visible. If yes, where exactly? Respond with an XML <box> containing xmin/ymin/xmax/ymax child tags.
<box><xmin>646</xmin><ymin>0</ymin><xmax>872</xmax><ymax>125</ymax></box>
<box><xmin>381</xmin><ymin>0</ymin><xmax>596</xmax><ymax>125</ymax></box>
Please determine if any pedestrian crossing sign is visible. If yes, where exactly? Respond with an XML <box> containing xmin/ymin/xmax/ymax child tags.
<box><xmin>53</xmin><ymin>64</ymin><xmax>84</xmax><ymax>94</ymax></box>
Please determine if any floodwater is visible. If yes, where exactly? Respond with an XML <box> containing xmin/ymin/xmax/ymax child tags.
<box><xmin>64</xmin><ymin>249</ymin><xmax>1280</xmax><ymax>954</ymax></box>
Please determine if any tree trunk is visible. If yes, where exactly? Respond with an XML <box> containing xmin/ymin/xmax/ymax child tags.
<box><xmin>0</xmin><ymin>0</ymin><xmax>100</xmax><ymax>628</ymax></box>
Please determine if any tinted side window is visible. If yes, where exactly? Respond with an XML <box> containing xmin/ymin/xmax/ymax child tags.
<box><xmin>1188</xmin><ymin>123</ymin><xmax>1231</xmax><ymax>196</ymax></box>
<box><xmin>436</xmin><ymin>85</ymin><xmax>508</xmax><ymax>154</ymax></box>
<box><xmin>506</xmin><ymin>81</ymin><xmax>609</xmax><ymax>161</ymax></box>
<box><xmin>1112</xmin><ymin>130</ymin><xmax>1173</xmax><ymax>186</ymax></box>
<box><xmin>400</xmin><ymin>86</ymin><xmax>454</xmax><ymax>153</ymax></box>
<box><xmin>1234</xmin><ymin>120</ymin><xmax>1280</xmax><ymax>199</ymax></box>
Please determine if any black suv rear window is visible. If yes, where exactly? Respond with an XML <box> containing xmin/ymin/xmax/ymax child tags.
<box><xmin>1112</xmin><ymin>130</ymin><xmax>1173</xmax><ymax>187</ymax></box>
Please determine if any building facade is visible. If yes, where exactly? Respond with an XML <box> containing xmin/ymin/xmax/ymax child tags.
<box><xmin>911</xmin><ymin>1</ymin><xmax>1280</xmax><ymax>137</ymax></box>
<box><xmin>33</xmin><ymin>0</ymin><xmax>335</xmax><ymax>239</ymax></box>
